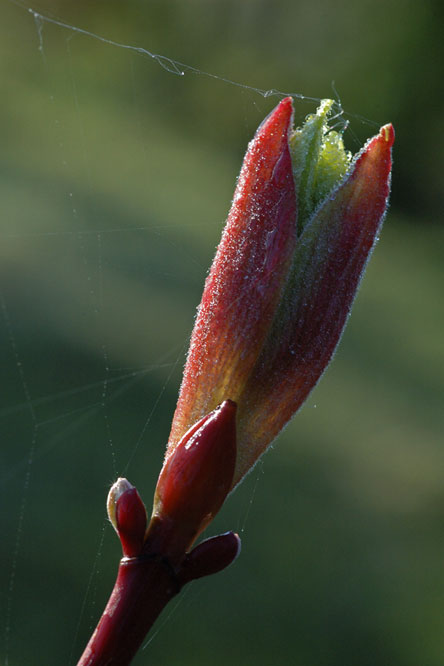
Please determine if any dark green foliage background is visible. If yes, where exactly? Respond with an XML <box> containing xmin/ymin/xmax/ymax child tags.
<box><xmin>1</xmin><ymin>1</ymin><xmax>443</xmax><ymax>664</ymax></box>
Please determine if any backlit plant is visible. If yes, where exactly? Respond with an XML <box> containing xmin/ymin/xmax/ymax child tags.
<box><xmin>76</xmin><ymin>97</ymin><xmax>394</xmax><ymax>666</ymax></box>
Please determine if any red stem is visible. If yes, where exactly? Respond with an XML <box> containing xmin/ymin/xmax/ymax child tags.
<box><xmin>76</xmin><ymin>554</ymin><xmax>180</xmax><ymax>666</ymax></box>
<box><xmin>75</xmin><ymin>530</ymin><xmax>240</xmax><ymax>666</ymax></box>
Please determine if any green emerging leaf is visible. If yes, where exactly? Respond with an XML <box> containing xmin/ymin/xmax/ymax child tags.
<box><xmin>289</xmin><ymin>99</ymin><xmax>351</xmax><ymax>233</ymax></box>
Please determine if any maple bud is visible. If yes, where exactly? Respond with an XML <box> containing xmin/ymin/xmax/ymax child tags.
<box><xmin>167</xmin><ymin>97</ymin><xmax>394</xmax><ymax>487</ymax></box>
<box><xmin>147</xmin><ymin>400</ymin><xmax>237</xmax><ymax>562</ymax></box>
<box><xmin>107</xmin><ymin>478</ymin><xmax>147</xmax><ymax>558</ymax></box>
<box><xmin>76</xmin><ymin>98</ymin><xmax>394</xmax><ymax>666</ymax></box>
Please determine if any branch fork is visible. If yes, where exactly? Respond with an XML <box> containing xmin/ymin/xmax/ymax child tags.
<box><xmin>77</xmin><ymin>401</ymin><xmax>240</xmax><ymax>666</ymax></box>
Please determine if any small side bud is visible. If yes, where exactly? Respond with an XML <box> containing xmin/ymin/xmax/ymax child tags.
<box><xmin>178</xmin><ymin>532</ymin><xmax>241</xmax><ymax>585</ymax></box>
<box><xmin>107</xmin><ymin>478</ymin><xmax>133</xmax><ymax>533</ymax></box>
<box><xmin>107</xmin><ymin>478</ymin><xmax>147</xmax><ymax>558</ymax></box>
<box><xmin>146</xmin><ymin>400</ymin><xmax>237</xmax><ymax>562</ymax></box>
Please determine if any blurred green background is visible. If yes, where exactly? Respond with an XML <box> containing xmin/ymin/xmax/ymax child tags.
<box><xmin>1</xmin><ymin>1</ymin><xmax>443</xmax><ymax>664</ymax></box>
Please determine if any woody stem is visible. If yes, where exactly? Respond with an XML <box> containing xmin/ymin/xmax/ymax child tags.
<box><xmin>76</xmin><ymin>553</ymin><xmax>180</xmax><ymax>666</ymax></box>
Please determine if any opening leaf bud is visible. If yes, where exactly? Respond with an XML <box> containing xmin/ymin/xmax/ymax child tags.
<box><xmin>166</xmin><ymin>97</ymin><xmax>394</xmax><ymax>487</ymax></box>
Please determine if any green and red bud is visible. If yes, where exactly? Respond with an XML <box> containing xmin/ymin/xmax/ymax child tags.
<box><xmin>78</xmin><ymin>98</ymin><xmax>395</xmax><ymax>666</ymax></box>
<box><xmin>110</xmin><ymin>101</ymin><xmax>394</xmax><ymax>558</ymax></box>
<box><xmin>167</xmin><ymin>97</ymin><xmax>394</xmax><ymax>487</ymax></box>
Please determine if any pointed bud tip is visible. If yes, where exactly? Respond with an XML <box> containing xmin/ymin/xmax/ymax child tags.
<box><xmin>271</xmin><ymin>96</ymin><xmax>294</xmax><ymax>128</ymax></box>
<box><xmin>256</xmin><ymin>97</ymin><xmax>294</xmax><ymax>140</ymax></box>
<box><xmin>217</xmin><ymin>399</ymin><xmax>237</xmax><ymax>418</ymax></box>
<box><xmin>277</xmin><ymin>96</ymin><xmax>294</xmax><ymax>115</ymax></box>
<box><xmin>380</xmin><ymin>123</ymin><xmax>395</xmax><ymax>147</ymax></box>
